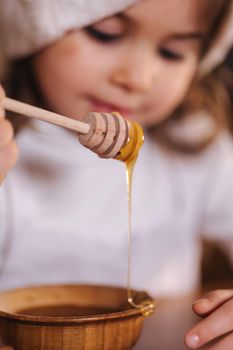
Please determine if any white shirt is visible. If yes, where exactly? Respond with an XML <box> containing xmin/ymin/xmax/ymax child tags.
<box><xmin>0</xmin><ymin>121</ymin><xmax>232</xmax><ymax>297</ymax></box>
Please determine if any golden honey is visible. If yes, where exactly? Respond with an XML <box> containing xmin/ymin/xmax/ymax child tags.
<box><xmin>116</xmin><ymin>122</ymin><xmax>154</xmax><ymax>317</ymax></box>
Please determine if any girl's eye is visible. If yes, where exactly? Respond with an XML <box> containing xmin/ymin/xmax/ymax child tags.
<box><xmin>85</xmin><ymin>26</ymin><xmax>123</xmax><ymax>43</ymax></box>
<box><xmin>159</xmin><ymin>48</ymin><xmax>184</xmax><ymax>61</ymax></box>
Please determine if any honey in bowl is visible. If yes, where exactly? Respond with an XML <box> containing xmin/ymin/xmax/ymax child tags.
<box><xmin>18</xmin><ymin>305</ymin><xmax>118</xmax><ymax>317</ymax></box>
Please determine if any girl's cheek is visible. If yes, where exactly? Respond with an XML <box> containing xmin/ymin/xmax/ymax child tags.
<box><xmin>54</xmin><ymin>32</ymin><xmax>83</xmax><ymax>58</ymax></box>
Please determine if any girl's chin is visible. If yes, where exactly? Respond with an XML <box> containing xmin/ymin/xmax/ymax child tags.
<box><xmin>129</xmin><ymin>117</ymin><xmax>161</xmax><ymax>128</ymax></box>
<box><xmin>139</xmin><ymin>114</ymin><xmax>169</xmax><ymax>127</ymax></box>
<box><xmin>64</xmin><ymin>109</ymin><xmax>89</xmax><ymax>121</ymax></box>
<box><xmin>64</xmin><ymin>107</ymin><xmax>163</xmax><ymax>127</ymax></box>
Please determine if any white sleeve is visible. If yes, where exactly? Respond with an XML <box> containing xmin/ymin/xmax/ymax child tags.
<box><xmin>202</xmin><ymin>135</ymin><xmax>233</xmax><ymax>262</ymax></box>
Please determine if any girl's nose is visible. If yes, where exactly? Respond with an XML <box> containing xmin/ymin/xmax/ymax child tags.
<box><xmin>111</xmin><ymin>48</ymin><xmax>156</xmax><ymax>93</ymax></box>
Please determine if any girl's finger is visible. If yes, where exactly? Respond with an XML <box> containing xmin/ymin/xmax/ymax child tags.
<box><xmin>0</xmin><ymin>85</ymin><xmax>6</xmax><ymax>102</ymax></box>
<box><xmin>185</xmin><ymin>298</ymin><xmax>233</xmax><ymax>349</ymax></box>
<box><xmin>192</xmin><ymin>290</ymin><xmax>233</xmax><ymax>317</ymax></box>
<box><xmin>0</xmin><ymin>119</ymin><xmax>14</xmax><ymax>148</ymax></box>
<box><xmin>0</xmin><ymin>106</ymin><xmax>5</xmax><ymax>119</ymax></box>
<box><xmin>0</xmin><ymin>174</ymin><xmax>5</xmax><ymax>185</ymax></box>
<box><xmin>0</xmin><ymin>140</ymin><xmax>19</xmax><ymax>173</ymax></box>
<box><xmin>205</xmin><ymin>331</ymin><xmax>233</xmax><ymax>350</ymax></box>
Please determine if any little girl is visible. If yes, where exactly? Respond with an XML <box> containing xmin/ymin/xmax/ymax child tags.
<box><xmin>0</xmin><ymin>0</ymin><xmax>233</xmax><ymax>349</ymax></box>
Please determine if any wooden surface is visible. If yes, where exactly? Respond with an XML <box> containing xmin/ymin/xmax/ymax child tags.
<box><xmin>0</xmin><ymin>284</ymin><xmax>153</xmax><ymax>350</ymax></box>
<box><xmin>134</xmin><ymin>293</ymin><xmax>198</xmax><ymax>350</ymax></box>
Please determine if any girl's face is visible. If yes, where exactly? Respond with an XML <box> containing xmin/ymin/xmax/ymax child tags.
<box><xmin>33</xmin><ymin>0</ymin><xmax>210</xmax><ymax>127</ymax></box>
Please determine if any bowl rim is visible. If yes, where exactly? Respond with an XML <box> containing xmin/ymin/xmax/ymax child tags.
<box><xmin>0</xmin><ymin>284</ymin><xmax>154</xmax><ymax>325</ymax></box>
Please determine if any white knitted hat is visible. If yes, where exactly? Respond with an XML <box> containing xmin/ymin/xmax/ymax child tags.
<box><xmin>0</xmin><ymin>0</ymin><xmax>232</xmax><ymax>76</ymax></box>
<box><xmin>0</xmin><ymin>0</ymin><xmax>137</xmax><ymax>58</ymax></box>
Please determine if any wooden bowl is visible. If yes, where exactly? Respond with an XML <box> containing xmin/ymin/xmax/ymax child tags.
<box><xmin>0</xmin><ymin>284</ymin><xmax>154</xmax><ymax>350</ymax></box>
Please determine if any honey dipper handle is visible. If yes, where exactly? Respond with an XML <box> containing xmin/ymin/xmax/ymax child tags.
<box><xmin>2</xmin><ymin>97</ymin><xmax>90</xmax><ymax>134</ymax></box>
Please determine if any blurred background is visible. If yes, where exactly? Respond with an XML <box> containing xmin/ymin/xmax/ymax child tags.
<box><xmin>202</xmin><ymin>47</ymin><xmax>233</xmax><ymax>293</ymax></box>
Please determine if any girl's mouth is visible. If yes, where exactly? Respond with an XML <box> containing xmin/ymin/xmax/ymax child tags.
<box><xmin>89</xmin><ymin>97</ymin><xmax>134</xmax><ymax>119</ymax></box>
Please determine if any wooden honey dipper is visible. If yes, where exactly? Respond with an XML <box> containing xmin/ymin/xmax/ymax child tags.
<box><xmin>1</xmin><ymin>96</ymin><xmax>135</xmax><ymax>159</ymax></box>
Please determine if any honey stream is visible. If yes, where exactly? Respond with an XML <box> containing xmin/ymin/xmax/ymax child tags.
<box><xmin>116</xmin><ymin>122</ymin><xmax>155</xmax><ymax>317</ymax></box>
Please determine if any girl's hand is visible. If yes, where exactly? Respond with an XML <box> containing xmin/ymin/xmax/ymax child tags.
<box><xmin>0</xmin><ymin>85</ymin><xmax>18</xmax><ymax>182</ymax></box>
<box><xmin>185</xmin><ymin>290</ymin><xmax>233</xmax><ymax>349</ymax></box>
<box><xmin>0</xmin><ymin>347</ymin><xmax>14</xmax><ymax>350</ymax></box>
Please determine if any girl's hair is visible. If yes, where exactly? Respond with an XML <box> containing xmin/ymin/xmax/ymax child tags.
<box><xmin>149</xmin><ymin>64</ymin><xmax>233</xmax><ymax>153</ymax></box>
<box><xmin>150</xmin><ymin>0</ymin><xmax>233</xmax><ymax>153</ymax></box>
<box><xmin>3</xmin><ymin>0</ymin><xmax>232</xmax><ymax>154</ymax></box>
<box><xmin>3</xmin><ymin>56</ymin><xmax>41</xmax><ymax>133</ymax></box>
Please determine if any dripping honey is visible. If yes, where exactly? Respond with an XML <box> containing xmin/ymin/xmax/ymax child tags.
<box><xmin>116</xmin><ymin>122</ymin><xmax>154</xmax><ymax>317</ymax></box>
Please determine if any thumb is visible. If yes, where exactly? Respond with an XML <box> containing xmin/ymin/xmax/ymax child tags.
<box><xmin>0</xmin><ymin>85</ymin><xmax>6</xmax><ymax>102</ymax></box>
<box><xmin>192</xmin><ymin>289</ymin><xmax>233</xmax><ymax>317</ymax></box>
